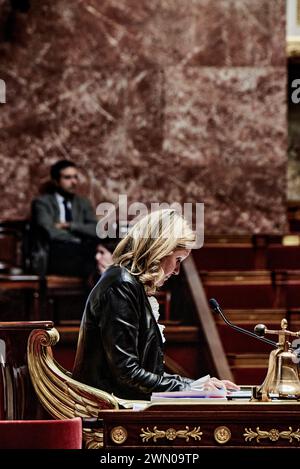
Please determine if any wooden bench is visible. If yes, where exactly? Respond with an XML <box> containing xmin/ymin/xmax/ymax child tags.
<box><xmin>215</xmin><ymin>308</ymin><xmax>286</xmax><ymax>354</ymax></box>
<box><xmin>228</xmin><ymin>353</ymin><xmax>270</xmax><ymax>384</ymax></box>
<box><xmin>193</xmin><ymin>235</ymin><xmax>266</xmax><ymax>271</ymax></box>
<box><xmin>41</xmin><ymin>275</ymin><xmax>88</xmax><ymax>324</ymax></box>
<box><xmin>200</xmin><ymin>270</ymin><xmax>278</xmax><ymax>309</ymax></box>
<box><xmin>193</xmin><ymin>234</ymin><xmax>300</xmax><ymax>272</ymax></box>
<box><xmin>0</xmin><ymin>274</ymin><xmax>41</xmax><ymax>321</ymax></box>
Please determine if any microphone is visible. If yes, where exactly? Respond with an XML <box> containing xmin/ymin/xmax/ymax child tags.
<box><xmin>209</xmin><ymin>298</ymin><xmax>277</xmax><ymax>347</ymax></box>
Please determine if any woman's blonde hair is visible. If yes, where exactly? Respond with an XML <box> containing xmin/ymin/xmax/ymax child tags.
<box><xmin>112</xmin><ymin>209</ymin><xmax>196</xmax><ymax>294</ymax></box>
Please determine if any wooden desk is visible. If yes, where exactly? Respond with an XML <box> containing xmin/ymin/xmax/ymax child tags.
<box><xmin>98</xmin><ymin>401</ymin><xmax>300</xmax><ymax>449</ymax></box>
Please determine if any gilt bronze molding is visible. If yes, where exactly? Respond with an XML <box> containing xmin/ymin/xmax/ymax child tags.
<box><xmin>244</xmin><ymin>427</ymin><xmax>300</xmax><ymax>443</ymax></box>
<box><xmin>140</xmin><ymin>426</ymin><xmax>202</xmax><ymax>443</ymax></box>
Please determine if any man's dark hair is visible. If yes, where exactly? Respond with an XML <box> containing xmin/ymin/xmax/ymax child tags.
<box><xmin>50</xmin><ymin>160</ymin><xmax>77</xmax><ymax>181</ymax></box>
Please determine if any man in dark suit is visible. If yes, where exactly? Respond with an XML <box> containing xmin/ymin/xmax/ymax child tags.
<box><xmin>31</xmin><ymin>159</ymin><xmax>100</xmax><ymax>277</ymax></box>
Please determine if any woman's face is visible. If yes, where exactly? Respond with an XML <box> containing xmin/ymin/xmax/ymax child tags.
<box><xmin>95</xmin><ymin>244</ymin><xmax>113</xmax><ymax>274</ymax></box>
<box><xmin>159</xmin><ymin>248</ymin><xmax>191</xmax><ymax>285</ymax></box>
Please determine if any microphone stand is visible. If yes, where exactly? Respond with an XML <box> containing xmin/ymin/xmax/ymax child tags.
<box><xmin>209</xmin><ymin>298</ymin><xmax>277</xmax><ymax>348</ymax></box>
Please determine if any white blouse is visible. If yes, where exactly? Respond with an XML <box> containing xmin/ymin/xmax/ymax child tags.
<box><xmin>148</xmin><ymin>296</ymin><xmax>166</xmax><ymax>343</ymax></box>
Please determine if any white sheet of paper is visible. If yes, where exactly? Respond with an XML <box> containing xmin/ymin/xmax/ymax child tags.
<box><xmin>190</xmin><ymin>374</ymin><xmax>211</xmax><ymax>391</ymax></box>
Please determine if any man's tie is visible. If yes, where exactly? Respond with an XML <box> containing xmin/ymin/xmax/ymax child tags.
<box><xmin>63</xmin><ymin>199</ymin><xmax>73</xmax><ymax>222</ymax></box>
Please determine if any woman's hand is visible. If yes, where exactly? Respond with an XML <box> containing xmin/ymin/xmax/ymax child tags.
<box><xmin>203</xmin><ymin>377</ymin><xmax>240</xmax><ymax>391</ymax></box>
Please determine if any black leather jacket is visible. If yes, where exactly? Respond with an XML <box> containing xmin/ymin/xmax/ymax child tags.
<box><xmin>72</xmin><ymin>265</ymin><xmax>193</xmax><ymax>399</ymax></box>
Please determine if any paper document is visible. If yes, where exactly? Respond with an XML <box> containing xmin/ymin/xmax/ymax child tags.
<box><xmin>190</xmin><ymin>374</ymin><xmax>211</xmax><ymax>391</ymax></box>
<box><xmin>151</xmin><ymin>388</ymin><xmax>227</xmax><ymax>400</ymax></box>
<box><xmin>227</xmin><ymin>389</ymin><xmax>252</xmax><ymax>399</ymax></box>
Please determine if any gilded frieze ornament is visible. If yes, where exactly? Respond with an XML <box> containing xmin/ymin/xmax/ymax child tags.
<box><xmin>110</xmin><ymin>426</ymin><xmax>128</xmax><ymax>444</ymax></box>
<box><xmin>140</xmin><ymin>426</ymin><xmax>202</xmax><ymax>443</ymax></box>
<box><xmin>214</xmin><ymin>426</ymin><xmax>231</xmax><ymax>444</ymax></box>
<box><xmin>244</xmin><ymin>427</ymin><xmax>300</xmax><ymax>443</ymax></box>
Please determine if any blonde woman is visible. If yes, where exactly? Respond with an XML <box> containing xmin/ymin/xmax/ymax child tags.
<box><xmin>72</xmin><ymin>209</ymin><xmax>238</xmax><ymax>400</ymax></box>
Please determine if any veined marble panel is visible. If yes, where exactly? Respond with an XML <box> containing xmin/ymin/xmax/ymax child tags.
<box><xmin>0</xmin><ymin>0</ymin><xmax>287</xmax><ymax>232</ymax></box>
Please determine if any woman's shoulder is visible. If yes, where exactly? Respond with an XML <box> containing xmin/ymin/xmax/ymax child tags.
<box><xmin>95</xmin><ymin>264</ymin><xmax>141</xmax><ymax>293</ymax></box>
<box><xmin>87</xmin><ymin>265</ymin><xmax>145</xmax><ymax>310</ymax></box>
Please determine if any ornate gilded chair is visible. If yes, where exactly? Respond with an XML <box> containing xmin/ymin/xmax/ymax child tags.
<box><xmin>27</xmin><ymin>327</ymin><xmax>120</xmax><ymax>449</ymax></box>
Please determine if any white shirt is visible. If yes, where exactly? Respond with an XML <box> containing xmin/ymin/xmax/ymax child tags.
<box><xmin>147</xmin><ymin>296</ymin><xmax>217</xmax><ymax>392</ymax></box>
<box><xmin>55</xmin><ymin>193</ymin><xmax>72</xmax><ymax>223</ymax></box>
<box><xmin>148</xmin><ymin>296</ymin><xmax>166</xmax><ymax>343</ymax></box>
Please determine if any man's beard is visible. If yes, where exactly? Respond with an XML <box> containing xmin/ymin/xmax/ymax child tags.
<box><xmin>56</xmin><ymin>187</ymin><xmax>75</xmax><ymax>200</ymax></box>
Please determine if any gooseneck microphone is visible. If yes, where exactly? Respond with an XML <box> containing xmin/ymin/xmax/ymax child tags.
<box><xmin>209</xmin><ymin>298</ymin><xmax>277</xmax><ymax>347</ymax></box>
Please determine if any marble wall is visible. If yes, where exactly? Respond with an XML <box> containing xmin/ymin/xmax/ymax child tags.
<box><xmin>0</xmin><ymin>0</ymin><xmax>287</xmax><ymax>233</ymax></box>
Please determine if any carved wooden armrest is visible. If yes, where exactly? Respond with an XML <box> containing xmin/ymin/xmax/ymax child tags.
<box><xmin>27</xmin><ymin>327</ymin><xmax>119</xmax><ymax>449</ymax></box>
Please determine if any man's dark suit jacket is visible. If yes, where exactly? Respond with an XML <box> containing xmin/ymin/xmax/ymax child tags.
<box><xmin>32</xmin><ymin>193</ymin><xmax>97</xmax><ymax>242</ymax></box>
<box><xmin>31</xmin><ymin>193</ymin><xmax>98</xmax><ymax>275</ymax></box>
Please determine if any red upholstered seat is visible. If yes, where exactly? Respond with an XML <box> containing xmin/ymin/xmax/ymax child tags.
<box><xmin>0</xmin><ymin>417</ymin><xmax>82</xmax><ymax>449</ymax></box>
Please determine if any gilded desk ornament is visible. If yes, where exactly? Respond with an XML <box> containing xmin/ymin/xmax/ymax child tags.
<box><xmin>244</xmin><ymin>427</ymin><xmax>300</xmax><ymax>443</ymax></box>
<box><xmin>110</xmin><ymin>426</ymin><xmax>128</xmax><ymax>444</ymax></box>
<box><xmin>140</xmin><ymin>426</ymin><xmax>202</xmax><ymax>443</ymax></box>
<box><xmin>214</xmin><ymin>426</ymin><xmax>231</xmax><ymax>444</ymax></box>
